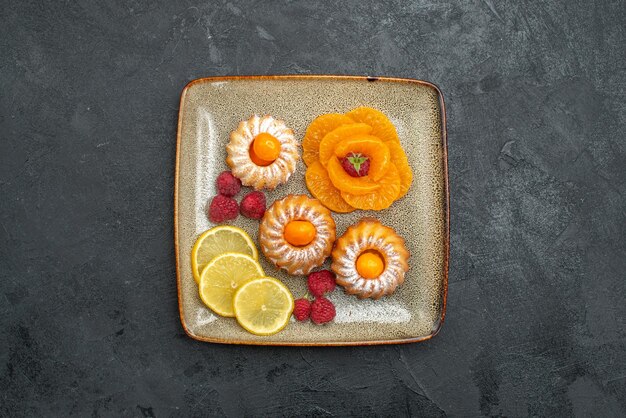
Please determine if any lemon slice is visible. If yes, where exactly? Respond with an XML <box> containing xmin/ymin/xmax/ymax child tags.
<box><xmin>199</xmin><ymin>253</ymin><xmax>264</xmax><ymax>317</ymax></box>
<box><xmin>233</xmin><ymin>277</ymin><xmax>294</xmax><ymax>336</ymax></box>
<box><xmin>191</xmin><ymin>225</ymin><xmax>258</xmax><ymax>284</ymax></box>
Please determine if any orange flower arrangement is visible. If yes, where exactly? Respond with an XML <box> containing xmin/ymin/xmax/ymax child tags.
<box><xmin>303</xmin><ymin>107</ymin><xmax>413</xmax><ymax>212</ymax></box>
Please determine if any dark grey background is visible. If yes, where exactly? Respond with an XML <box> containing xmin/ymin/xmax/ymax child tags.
<box><xmin>1</xmin><ymin>0</ymin><xmax>625</xmax><ymax>416</ymax></box>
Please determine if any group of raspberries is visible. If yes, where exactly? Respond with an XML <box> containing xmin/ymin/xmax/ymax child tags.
<box><xmin>208</xmin><ymin>171</ymin><xmax>266</xmax><ymax>223</ymax></box>
<box><xmin>293</xmin><ymin>270</ymin><xmax>337</xmax><ymax>324</ymax></box>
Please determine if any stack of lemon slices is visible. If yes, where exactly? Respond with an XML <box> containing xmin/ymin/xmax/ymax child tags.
<box><xmin>191</xmin><ymin>225</ymin><xmax>294</xmax><ymax>336</ymax></box>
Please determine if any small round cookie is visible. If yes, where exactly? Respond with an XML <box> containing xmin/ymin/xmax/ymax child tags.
<box><xmin>226</xmin><ymin>115</ymin><xmax>299</xmax><ymax>190</ymax></box>
<box><xmin>332</xmin><ymin>218</ymin><xmax>409</xmax><ymax>299</ymax></box>
<box><xmin>259</xmin><ymin>195</ymin><xmax>336</xmax><ymax>275</ymax></box>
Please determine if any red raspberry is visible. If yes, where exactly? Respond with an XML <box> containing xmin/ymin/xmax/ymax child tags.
<box><xmin>340</xmin><ymin>152</ymin><xmax>370</xmax><ymax>177</ymax></box>
<box><xmin>310</xmin><ymin>297</ymin><xmax>336</xmax><ymax>324</ymax></box>
<box><xmin>293</xmin><ymin>298</ymin><xmax>312</xmax><ymax>321</ymax></box>
<box><xmin>307</xmin><ymin>270</ymin><xmax>336</xmax><ymax>297</ymax></box>
<box><xmin>240</xmin><ymin>191</ymin><xmax>266</xmax><ymax>219</ymax></box>
<box><xmin>207</xmin><ymin>195</ymin><xmax>238</xmax><ymax>223</ymax></box>
<box><xmin>216</xmin><ymin>171</ymin><xmax>242</xmax><ymax>197</ymax></box>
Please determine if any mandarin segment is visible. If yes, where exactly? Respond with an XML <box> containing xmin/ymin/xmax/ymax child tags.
<box><xmin>318</xmin><ymin>123</ymin><xmax>372</xmax><ymax>167</ymax></box>
<box><xmin>334</xmin><ymin>135</ymin><xmax>391</xmax><ymax>181</ymax></box>
<box><xmin>346</xmin><ymin>107</ymin><xmax>399</xmax><ymax>143</ymax></box>
<box><xmin>341</xmin><ymin>164</ymin><xmax>401</xmax><ymax>210</ymax></box>
<box><xmin>302</xmin><ymin>114</ymin><xmax>355</xmax><ymax>166</ymax></box>
<box><xmin>327</xmin><ymin>156</ymin><xmax>381</xmax><ymax>195</ymax></box>
<box><xmin>386</xmin><ymin>140</ymin><xmax>413</xmax><ymax>198</ymax></box>
<box><xmin>305</xmin><ymin>162</ymin><xmax>355</xmax><ymax>213</ymax></box>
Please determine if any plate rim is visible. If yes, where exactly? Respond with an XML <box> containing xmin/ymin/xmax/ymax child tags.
<box><xmin>174</xmin><ymin>75</ymin><xmax>449</xmax><ymax>346</ymax></box>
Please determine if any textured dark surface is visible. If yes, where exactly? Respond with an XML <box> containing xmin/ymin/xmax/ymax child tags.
<box><xmin>1</xmin><ymin>0</ymin><xmax>625</xmax><ymax>416</ymax></box>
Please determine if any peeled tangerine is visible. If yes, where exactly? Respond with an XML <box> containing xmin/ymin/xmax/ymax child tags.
<box><xmin>303</xmin><ymin>106</ymin><xmax>412</xmax><ymax>212</ymax></box>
